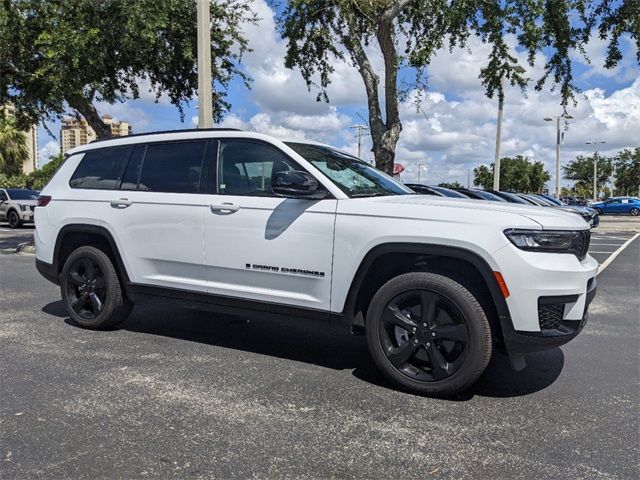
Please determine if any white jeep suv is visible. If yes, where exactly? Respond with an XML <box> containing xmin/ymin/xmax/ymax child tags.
<box><xmin>35</xmin><ymin>129</ymin><xmax>597</xmax><ymax>396</ymax></box>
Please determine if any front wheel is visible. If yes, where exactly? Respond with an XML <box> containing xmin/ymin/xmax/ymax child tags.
<box><xmin>61</xmin><ymin>246</ymin><xmax>132</xmax><ymax>329</ymax></box>
<box><xmin>8</xmin><ymin>210</ymin><xmax>22</xmax><ymax>228</ymax></box>
<box><xmin>595</xmin><ymin>207</ymin><xmax>603</xmax><ymax>215</ymax></box>
<box><xmin>366</xmin><ymin>272</ymin><xmax>492</xmax><ymax>397</ymax></box>
<box><xmin>630</xmin><ymin>208</ymin><xmax>639</xmax><ymax>216</ymax></box>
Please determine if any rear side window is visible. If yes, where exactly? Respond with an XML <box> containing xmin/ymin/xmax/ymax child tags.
<box><xmin>69</xmin><ymin>147</ymin><xmax>132</xmax><ymax>190</ymax></box>
<box><xmin>138</xmin><ymin>141</ymin><xmax>206</xmax><ymax>193</ymax></box>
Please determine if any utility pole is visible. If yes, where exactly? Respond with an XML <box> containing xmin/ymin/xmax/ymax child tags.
<box><xmin>544</xmin><ymin>114</ymin><xmax>573</xmax><ymax>198</ymax></box>
<box><xmin>197</xmin><ymin>0</ymin><xmax>213</xmax><ymax>128</ymax></box>
<box><xmin>350</xmin><ymin>124</ymin><xmax>369</xmax><ymax>159</ymax></box>
<box><xmin>586</xmin><ymin>140</ymin><xmax>606</xmax><ymax>201</ymax></box>
<box><xmin>494</xmin><ymin>65</ymin><xmax>526</xmax><ymax>191</ymax></box>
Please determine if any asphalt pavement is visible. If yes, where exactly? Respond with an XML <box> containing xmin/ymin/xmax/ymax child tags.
<box><xmin>1</xmin><ymin>219</ymin><xmax>639</xmax><ymax>479</ymax></box>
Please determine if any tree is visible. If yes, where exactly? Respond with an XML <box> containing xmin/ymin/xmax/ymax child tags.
<box><xmin>278</xmin><ymin>1</ymin><xmax>637</xmax><ymax>174</ymax></box>
<box><xmin>473</xmin><ymin>156</ymin><xmax>550</xmax><ymax>192</ymax></box>
<box><xmin>438</xmin><ymin>181</ymin><xmax>463</xmax><ymax>189</ymax></box>
<box><xmin>613</xmin><ymin>148</ymin><xmax>640</xmax><ymax>196</ymax></box>
<box><xmin>563</xmin><ymin>154</ymin><xmax>613</xmax><ymax>199</ymax></box>
<box><xmin>1</xmin><ymin>0</ymin><xmax>253</xmax><ymax>138</ymax></box>
<box><xmin>0</xmin><ymin>116</ymin><xmax>28</xmax><ymax>175</ymax></box>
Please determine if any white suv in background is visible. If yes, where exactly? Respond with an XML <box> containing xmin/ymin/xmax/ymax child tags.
<box><xmin>0</xmin><ymin>188</ymin><xmax>39</xmax><ymax>228</ymax></box>
<box><xmin>34</xmin><ymin>129</ymin><xmax>597</xmax><ymax>396</ymax></box>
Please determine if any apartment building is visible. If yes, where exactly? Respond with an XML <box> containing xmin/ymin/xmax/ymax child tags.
<box><xmin>60</xmin><ymin>115</ymin><xmax>132</xmax><ymax>154</ymax></box>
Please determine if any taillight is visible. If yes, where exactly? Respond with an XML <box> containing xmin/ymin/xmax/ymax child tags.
<box><xmin>37</xmin><ymin>195</ymin><xmax>51</xmax><ymax>207</ymax></box>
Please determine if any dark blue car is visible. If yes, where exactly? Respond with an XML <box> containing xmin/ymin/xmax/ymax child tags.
<box><xmin>590</xmin><ymin>197</ymin><xmax>640</xmax><ymax>216</ymax></box>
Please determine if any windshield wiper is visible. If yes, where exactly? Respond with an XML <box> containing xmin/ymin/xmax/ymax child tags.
<box><xmin>350</xmin><ymin>192</ymin><xmax>393</xmax><ymax>198</ymax></box>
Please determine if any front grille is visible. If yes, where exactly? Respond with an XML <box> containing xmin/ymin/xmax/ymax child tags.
<box><xmin>538</xmin><ymin>304</ymin><xmax>564</xmax><ymax>330</ymax></box>
<box><xmin>573</xmin><ymin>230</ymin><xmax>590</xmax><ymax>260</ymax></box>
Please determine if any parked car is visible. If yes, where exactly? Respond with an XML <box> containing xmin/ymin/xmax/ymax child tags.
<box><xmin>562</xmin><ymin>196</ymin><xmax>588</xmax><ymax>206</ymax></box>
<box><xmin>427</xmin><ymin>186</ymin><xmax>470</xmax><ymax>198</ymax></box>
<box><xmin>534</xmin><ymin>194</ymin><xmax>600</xmax><ymax>227</ymax></box>
<box><xmin>404</xmin><ymin>184</ymin><xmax>445</xmax><ymax>197</ymax></box>
<box><xmin>34</xmin><ymin>128</ymin><xmax>597</xmax><ymax>396</ymax></box>
<box><xmin>590</xmin><ymin>197</ymin><xmax>640</xmax><ymax>216</ymax></box>
<box><xmin>0</xmin><ymin>188</ymin><xmax>39</xmax><ymax>228</ymax></box>
<box><xmin>486</xmin><ymin>190</ymin><xmax>531</xmax><ymax>205</ymax></box>
<box><xmin>453</xmin><ymin>188</ymin><xmax>506</xmax><ymax>202</ymax></box>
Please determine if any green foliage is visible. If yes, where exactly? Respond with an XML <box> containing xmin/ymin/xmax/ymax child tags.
<box><xmin>562</xmin><ymin>154</ymin><xmax>613</xmax><ymax>197</ymax></box>
<box><xmin>0</xmin><ymin>116</ymin><xmax>29</xmax><ymax>175</ymax></box>
<box><xmin>277</xmin><ymin>1</ymin><xmax>636</xmax><ymax>173</ymax></box>
<box><xmin>0</xmin><ymin>154</ymin><xmax>64</xmax><ymax>190</ymax></box>
<box><xmin>1</xmin><ymin>0</ymin><xmax>254</xmax><ymax>137</ymax></box>
<box><xmin>613</xmin><ymin>148</ymin><xmax>640</xmax><ymax>196</ymax></box>
<box><xmin>473</xmin><ymin>156</ymin><xmax>550</xmax><ymax>192</ymax></box>
<box><xmin>437</xmin><ymin>181</ymin><xmax>463</xmax><ymax>189</ymax></box>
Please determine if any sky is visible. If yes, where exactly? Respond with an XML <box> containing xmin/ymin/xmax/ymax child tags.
<box><xmin>37</xmin><ymin>0</ymin><xmax>639</xmax><ymax>189</ymax></box>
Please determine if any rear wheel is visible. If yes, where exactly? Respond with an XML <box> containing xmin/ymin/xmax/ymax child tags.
<box><xmin>594</xmin><ymin>207</ymin><xmax>603</xmax><ymax>215</ymax></box>
<box><xmin>61</xmin><ymin>246</ymin><xmax>132</xmax><ymax>329</ymax></box>
<box><xmin>366</xmin><ymin>272</ymin><xmax>492</xmax><ymax>397</ymax></box>
<box><xmin>630</xmin><ymin>208</ymin><xmax>639</xmax><ymax>216</ymax></box>
<box><xmin>8</xmin><ymin>210</ymin><xmax>22</xmax><ymax>228</ymax></box>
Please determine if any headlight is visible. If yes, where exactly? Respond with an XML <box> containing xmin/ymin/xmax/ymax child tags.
<box><xmin>18</xmin><ymin>204</ymin><xmax>27</xmax><ymax>211</ymax></box>
<box><xmin>504</xmin><ymin>229</ymin><xmax>582</xmax><ymax>252</ymax></box>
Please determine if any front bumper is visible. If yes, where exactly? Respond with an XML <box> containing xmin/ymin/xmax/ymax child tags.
<box><xmin>19</xmin><ymin>209</ymin><xmax>34</xmax><ymax>222</ymax></box>
<box><xmin>500</xmin><ymin>276</ymin><xmax>597</xmax><ymax>358</ymax></box>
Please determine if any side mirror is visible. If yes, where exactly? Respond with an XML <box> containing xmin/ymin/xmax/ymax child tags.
<box><xmin>272</xmin><ymin>170</ymin><xmax>326</xmax><ymax>199</ymax></box>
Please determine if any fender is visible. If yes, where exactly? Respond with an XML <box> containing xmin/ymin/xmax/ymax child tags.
<box><xmin>52</xmin><ymin>224</ymin><xmax>131</xmax><ymax>283</ymax></box>
<box><xmin>341</xmin><ymin>242</ymin><xmax>511</xmax><ymax>320</ymax></box>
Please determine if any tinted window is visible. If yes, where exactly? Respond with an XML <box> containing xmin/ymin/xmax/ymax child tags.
<box><xmin>119</xmin><ymin>146</ymin><xmax>146</xmax><ymax>190</ymax></box>
<box><xmin>139</xmin><ymin>141</ymin><xmax>206</xmax><ymax>193</ymax></box>
<box><xmin>218</xmin><ymin>141</ymin><xmax>303</xmax><ymax>196</ymax></box>
<box><xmin>69</xmin><ymin>147</ymin><xmax>132</xmax><ymax>189</ymax></box>
<box><xmin>6</xmin><ymin>189</ymin><xmax>39</xmax><ymax>200</ymax></box>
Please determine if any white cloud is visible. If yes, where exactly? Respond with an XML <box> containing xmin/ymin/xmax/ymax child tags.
<box><xmin>38</xmin><ymin>140</ymin><xmax>60</xmax><ymax>166</ymax></box>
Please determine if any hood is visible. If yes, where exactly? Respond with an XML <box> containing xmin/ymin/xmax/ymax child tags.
<box><xmin>14</xmin><ymin>199</ymin><xmax>38</xmax><ymax>206</ymax></box>
<box><xmin>344</xmin><ymin>195</ymin><xmax>590</xmax><ymax>230</ymax></box>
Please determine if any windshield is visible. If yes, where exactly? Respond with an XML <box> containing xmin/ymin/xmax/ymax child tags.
<box><xmin>285</xmin><ymin>142</ymin><xmax>413</xmax><ymax>198</ymax></box>
<box><xmin>6</xmin><ymin>189</ymin><xmax>39</xmax><ymax>200</ymax></box>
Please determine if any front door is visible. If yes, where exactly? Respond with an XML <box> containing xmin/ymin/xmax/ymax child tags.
<box><xmin>203</xmin><ymin>139</ymin><xmax>337</xmax><ymax>311</ymax></box>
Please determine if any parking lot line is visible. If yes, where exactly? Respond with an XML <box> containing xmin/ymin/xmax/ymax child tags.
<box><xmin>597</xmin><ymin>232</ymin><xmax>640</xmax><ymax>275</ymax></box>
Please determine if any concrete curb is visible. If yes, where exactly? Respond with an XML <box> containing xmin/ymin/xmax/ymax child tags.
<box><xmin>16</xmin><ymin>242</ymin><xmax>36</xmax><ymax>255</ymax></box>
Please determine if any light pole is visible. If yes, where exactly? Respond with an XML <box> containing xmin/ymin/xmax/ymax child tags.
<box><xmin>197</xmin><ymin>0</ymin><xmax>213</xmax><ymax>128</ymax></box>
<box><xmin>350</xmin><ymin>124</ymin><xmax>369</xmax><ymax>160</ymax></box>
<box><xmin>586</xmin><ymin>140</ymin><xmax>606</xmax><ymax>201</ymax></box>
<box><xmin>544</xmin><ymin>113</ymin><xmax>573</xmax><ymax>199</ymax></box>
<box><xmin>494</xmin><ymin>65</ymin><xmax>526</xmax><ymax>191</ymax></box>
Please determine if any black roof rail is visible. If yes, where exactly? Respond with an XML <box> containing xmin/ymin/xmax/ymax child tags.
<box><xmin>89</xmin><ymin>127</ymin><xmax>243</xmax><ymax>144</ymax></box>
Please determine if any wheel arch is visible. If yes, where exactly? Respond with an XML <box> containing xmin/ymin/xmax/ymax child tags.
<box><xmin>342</xmin><ymin>243</ymin><xmax>511</xmax><ymax>339</ymax></box>
<box><xmin>53</xmin><ymin>224</ymin><xmax>130</xmax><ymax>284</ymax></box>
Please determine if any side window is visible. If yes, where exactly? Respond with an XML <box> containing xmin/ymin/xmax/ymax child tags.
<box><xmin>138</xmin><ymin>141</ymin><xmax>206</xmax><ymax>193</ymax></box>
<box><xmin>69</xmin><ymin>147</ymin><xmax>132</xmax><ymax>190</ymax></box>
<box><xmin>119</xmin><ymin>145</ymin><xmax>146</xmax><ymax>190</ymax></box>
<box><xmin>218</xmin><ymin>141</ymin><xmax>303</xmax><ymax>196</ymax></box>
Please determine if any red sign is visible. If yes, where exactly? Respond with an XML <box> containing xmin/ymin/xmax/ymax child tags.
<box><xmin>393</xmin><ymin>163</ymin><xmax>405</xmax><ymax>175</ymax></box>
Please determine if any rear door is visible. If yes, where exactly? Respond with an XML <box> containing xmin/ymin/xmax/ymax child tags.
<box><xmin>76</xmin><ymin>141</ymin><xmax>214</xmax><ymax>292</ymax></box>
<box><xmin>202</xmin><ymin>139</ymin><xmax>337</xmax><ymax>311</ymax></box>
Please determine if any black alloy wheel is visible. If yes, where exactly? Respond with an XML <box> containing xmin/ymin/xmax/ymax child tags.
<box><xmin>366</xmin><ymin>272</ymin><xmax>492</xmax><ymax>396</ymax></box>
<box><xmin>380</xmin><ymin>290</ymin><xmax>469</xmax><ymax>382</ymax></box>
<box><xmin>8</xmin><ymin>210</ymin><xmax>21</xmax><ymax>228</ymax></box>
<box><xmin>61</xmin><ymin>246</ymin><xmax>132</xmax><ymax>329</ymax></box>
<box><xmin>66</xmin><ymin>257</ymin><xmax>107</xmax><ymax>320</ymax></box>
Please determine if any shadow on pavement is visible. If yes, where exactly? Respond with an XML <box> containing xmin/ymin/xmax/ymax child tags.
<box><xmin>42</xmin><ymin>299</ymin><xmax>564</xmax><ymax>399</ymax></box>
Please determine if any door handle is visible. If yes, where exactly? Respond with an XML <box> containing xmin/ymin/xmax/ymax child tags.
<box><xmin>210</xmin><ymin>202</ymin><xmax>240</xmax><ymax>213</ymax></box>
<box><xmin>110</xmin><ymin>198</ymin><xmax>132</xmax><ymax>209</ymax></box>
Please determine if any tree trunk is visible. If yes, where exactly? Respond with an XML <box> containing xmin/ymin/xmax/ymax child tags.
<box><xmin>68</xmin><ymin>96</ymin><xmax>112</xmax><ymax>139</ymax></box>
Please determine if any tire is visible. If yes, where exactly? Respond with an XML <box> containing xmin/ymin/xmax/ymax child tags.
<box><xmin>594</xmin><ymin>207</ymin><xmax>602</xmax><ymax>215</ymax></box>
<box><xmin>365</xmin><ymin>272</ymin><xmax>492</xmax><ymax>397</ymax></box>
<box><xmin>8</xmin><ymin>210</ymin><xmax>22</xmax><ymax>228</ymax></box>
<box><xmin>61</xmin><ymin>246</ymin><xmax>132</xmax><ymax>329</ymax></box>
<box><xmin>630</xmin><ymin>208</ymin><xmax>639</xmax><ymax>216</ymax></box>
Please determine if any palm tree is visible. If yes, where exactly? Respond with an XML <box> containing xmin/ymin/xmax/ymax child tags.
<box><xmin>0</xmin><ymin>116</ymin><xmax>29</xmax><ymax>175</ymax></box>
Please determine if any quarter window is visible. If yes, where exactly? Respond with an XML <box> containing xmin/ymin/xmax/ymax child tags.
<box><xmin>69</xmin><ymin>147</ymin><xmax>132</xmax><ymax>190</ymax></box>
<box><xmin>138</xmin><ymin>141</ymin><xmax>207</xmax><ymax>193</ymax></box>
<box><xmin>218</xmin><ymin>141</ymin><xmax>303</xmax><ymax>196</ymax></box>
